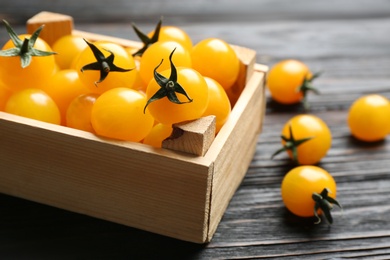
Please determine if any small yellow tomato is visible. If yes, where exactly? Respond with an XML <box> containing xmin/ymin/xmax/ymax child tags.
<box><xmin>41</xmin><ymin>69</ymin><xmax>90</xmax><ymax>125</ymax></box>
<box><xmin>5</xmin><ymin>88</ymin><xmax>61</xmax><ymax>124</ymax></box>
<box><xmin>66</xmin><ymin>93</ymin><xmax>99</xmax><ymax>133</ymax></box>
<box><xmin>202</xmin><ymin>77</ymin><xmax>231</xmax><ymax>133</ymax></box>
<box><xmin>143</xmin><ymin>123</ymin><xmax>173</xmax><ymax>148</ymax></box>
<box><xmin>139</xmin><ymin>41</ymin><xmax>191</xmax><ymax>86</ymax></box>
<box><xmin>281</xmin><ymin>165</ymin><xmax>339</xmax><ymax>220</ymax></box>
<box><xmin>267</xmin><ymin>59</ymin><xmax>313</xmax><ymax>105</ymax></box>
<box><xmin>275</xmin><ymin>114</ymin><xmax>332</xmax><ymax>165</ymax></box>
<box><xmin>148</xmin><ymin>25</ymin><xmax>193</xmax><ymax>50</ymax></box>
<box><xmin>348</xmin><ymin>94</ymin><xmax>390</xmax><ymax>142</ymax></box>
<box><xmin>145</xmin><ymin>67</ymin><xmax>208</xmax><ymax>125</ymax></box>
<box><xmin>52</xmin><ymin>35</ymin><xmax>87</xmax><ymax>69</ymax></box>
<box><xmin>91</xmin><ymin>88</ymin><xmax>154</xmax><ymax>142</ymax></box>
<box><xmin>191</xmin><ymin>38</ymin><xmax>240</xmax><ymax>90</ymax></box>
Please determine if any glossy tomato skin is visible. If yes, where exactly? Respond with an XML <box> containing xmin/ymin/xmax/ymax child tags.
<box><xmin>191</xmin><ymin>38</ymin><xmax>240</xmax><ymax>90</ymax></box>
<box><xmin>0</xmin><ymin>80</ymin><xmax>13</xmax><ymax>111</ymax></box>
<box><xmin>41</xmin><ymin>69</ymin><xmax>90</xmax><ymax>125</ymax></box>
<box><xmin>5</xmin><ymin>88</ymin><xmax>61</xmax><ymax>125</ymax></box>
<box><xmin>145</xmin><ymin>67</ymin><xmax>209</xmax><ymax>125</ymax></box>
<box><xmin>143</xmin><ymin>123</ymin><xmax>173</xmax><ymax>148</ymax></box>
<box><xmin>348</xmin><ymin>94</ymin><xmax>390</xmax><ymax>142</ymax></box>
<box><xmin>139</xmin><ymin>41</ymin><xmax>191</xmax><ymax>86</ymax></box>
<box><xmin>91</xmin><ymin>88</ymin><xmax>154</xmax><ymax>142</ymax></box>
<box><xmin>0</xmin><ymin>35</ymin><xmax>56</xmax><ymax>91</ymax></box>
<box><xmin>281</xmin><ymin>114</ymin><xmax>332</xmax><ymax>165</ymax></box>
<box><xmin>202</xmin><ymin>77</ymin><xmax>231</xmax><ymax>133</ymax></box>
<box><xmin>281</xmin><ymin>165</ymin><xmax>337</xmax><ymax>217</ymax></box>
<box><xmin>267</xmin><ymin>59</ymin><xmax>312</xmax><ymax>104</ymax></box>
<box><xmin>66</xmin><ymin>93</ymin><xmax>99</xmax><ymax>133</ymax></box>
<box><xmin>74</xmin><ymin>41</ymin><xmax>137</xmax><ymax>94</ymax></box>
<box><xmin>52</xmin><ymin>35</ymin><xmax>87</xmax><ymax>69</ymax></box>
<box><xmin>148</xmin><ymin>25</ymin><xmax>193</xmax><ymax>50</ymax></box>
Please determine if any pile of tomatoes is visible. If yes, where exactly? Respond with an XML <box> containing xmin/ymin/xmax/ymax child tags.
<box><xmin>0</xmin><ymin>20</ymin><xmax>238</xmax><ymax>147</ymax></box>
<box><xmin>268</xmin><ymin>59</ymin><xmax>390</xmax><ymax>224</ymax></box>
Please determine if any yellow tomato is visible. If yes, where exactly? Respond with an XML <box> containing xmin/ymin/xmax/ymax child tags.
<box><xmin>139</xmin><ymin>41</ymin><xmax>191</xmax><ymax>86</ymax></box>
<box><xmin>5</xmin><ymin>88</ymin><xmax>61</xmax><ymax>124</ymax></box>
<box><xmin>143</xmin><ymin>123</ymin><xmax>173</xmax><ymax>148</ymax></box>
<box><xmin>91</xmin><ymin>88</ymin><xmax>154</xmax><ymax>142</ymax></box>
<box><xmin>66</xmin><ymin>93</ymin><xmax>99</xmax><ymax>133</ymax></box>
<box><xmin>348</xmin><ymin>94</ymin><xmax>390</xmax><ymax>142</ymax></box>
<box><xmin>202</xmin><ymin>77</ymin><xmax>231</xmax><ymax>133</ymax></box>
<box><xmin>281</xmin><ymin>165</ymin><xmax>340</xmax><ymax>224</ymax></box>
<box><xmin>148</xmin><ymin>25</ymin><xmax>193</xmax><ymax>50</ymax></box>
<box><xmin>145</xmin><ymin>67</ymin><xmax>208</xmax><ymax>125</ymax></box>
<box><xmin>0</xmin><ymin>34</ymin><xmax>56</xmax><ymax>91</ymax></box>
<box><xmin>74</xmin><ymin>41</ymin><xmax>137</xmax><ymax>94</ymax></box>
<box><xmin>52</xmin><ymin>35</ymin><xmax>87</xmax><ymax>69</ymax></box>
<box><xmin>191</xmin><ymin>38</ymin><xmax>240</xmax><ymax>90</ymax></box>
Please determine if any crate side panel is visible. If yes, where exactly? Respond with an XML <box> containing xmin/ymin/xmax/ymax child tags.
<box><xmin>206</xmin><ymin>71</ymin><xmax>266</xmax><ymax>241</ymax></box>
<box><xmin>0</xmin><ymin>115</ymin><xmax>212</xmax><ymax>243</ymax></box>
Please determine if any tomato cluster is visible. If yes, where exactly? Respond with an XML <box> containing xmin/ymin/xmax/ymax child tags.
<box><xmin>269</xmin><ymin>59</ymin><xmax>390</xmax><ymax>224</ymax></box>
<box><xmin>0</xmin><ymin>19</ymin><xmax>237</xmax><ymax>146</ymax></box>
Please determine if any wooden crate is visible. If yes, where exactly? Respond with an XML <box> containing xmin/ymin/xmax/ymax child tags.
<box><xmin>0</xmin><ymin>12</ymin><xmax>267</xmax><ymax>243</ymax></box>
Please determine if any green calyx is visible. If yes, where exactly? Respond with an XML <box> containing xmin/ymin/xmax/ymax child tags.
<box><xmin>0</xmin><ymin>20</ymin><xmax>56</xmax><ymax>68</ymax></box>
<box><xmin>143</xmin><ymin>48</ymin><xmax>193</xmax><ymax>113</ymax></box>
<box><xmin>312</xmin><ymin>188</ymin><xmax>342</xmax><ymax>224</ymax></box>
<box><xmin>81</xmin><ymin>39</ymin><xmax>133</xmax><ymax>86</ymax></box>
<box><xmin>271</xmin><ymin>125</ymin><xmax>313</xmax><ymax>164</ymax></box>
<box><xmin>131</xmin><ymin>17</ymin><xmax>162</xmax><ymax>57</ymax></box>
<box><xmin>298</xmin><ymin>72</ymin><xmax>321</xmax><ymax>110</ymax></box>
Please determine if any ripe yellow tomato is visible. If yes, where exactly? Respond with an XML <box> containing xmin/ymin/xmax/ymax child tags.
<box><xmin>0</xmin><ymin>34</ymin><xmax>56</xmax><ymax>91</ymax></box>
<box><xmin>148</xmin><ymin>25</ymin><xmax>193</xmax><ymax>50</ymax></box>
<box><xmin>52</xmin><ymin>35</ymin><xmax>87</xmax><ymax>69</ymax></box>
<box><xmin>276</xmin><ymin>114</ymin><xmax>332</xmax><ymax>165</ymax></box>
<box><xmin>348</xmin><ymin>94</ymin><xmax>390</xmax><ymax>142</ymax></box>
<box><xmin>145</xmin><ymin>67</ymin><xmax>209</xmax><ymax>125</ymax></box>
<box><xmin>191</xmin><ymin>38</ymin><xmax>240</xmax><ymax>90</ymax></box>
<box><xmin>66</xmin><ymin>93</ymin><xmax>99</xmax><ymax>133</ymax></box>
<box><xmin>143</xmin><ymin>123</ymin><xmax>173</xmax><ymax>148</ymax></box>
<box><xmin>281</xmin><ymin>165</ymin><xmax>340</xmax><ymax>223</ymax></box>
<box><xmin>202</xmin><ymin>77</ymin><xmax>231</xmax><ymax>133</ymax></box>
<box><xmin>40</xmin><ymin>69</ymin><xmax>90</xmax><ymax>125</ymax></box>
<box><xmin>139</xmin><ymin>41</ymin><xmax>192</xmax><ymax>85</ymax></box>
<box><xmin>267</xmin><ymin>59</ymin><xmax>313</xmax><ymax>105</ymax></box>
<box><xmin>74</xmin><ymin>41</ymin><xmax>137</xmax><ymax>94</ymax></box>
<box><xmin>5</xmin><ymin>88</ymin><xmax>61</xmax><ymax>124</ymax></box>
<box><xmin>0</xmin><ymin>80</ymin><xmax>13</xmax><ymax>111</ymax></box>
<box><xmin>91</xmin><ymin>88</ymin><xmax>154</xmax><ymax>142</ymax></box>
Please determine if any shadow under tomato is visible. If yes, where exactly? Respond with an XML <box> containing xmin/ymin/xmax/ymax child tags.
<box><xmin>347</xmin><ymin>134</ymin><xmax>387</xmax><ymax>149</ymax></box>
<box><xmin>266</xmin><ymin>98</ymin><xmax>305</xmax><ymax>114</ymax></box>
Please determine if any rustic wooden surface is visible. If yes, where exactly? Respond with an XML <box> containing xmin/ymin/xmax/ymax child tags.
<box><xmin>1</xmin><ymin>0</ymin><xmax>390</xmax><ymax>258</ymax></box>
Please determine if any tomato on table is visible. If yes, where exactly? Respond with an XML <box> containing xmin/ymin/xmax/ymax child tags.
<box><xmin>281</xmin><ymin>165</ymin><xmax>341</xmax><ymax>224</ymax></box>
<box><xmin>272</xmin><ymin>114</ymin><xmax>332</xmax><ymax>165</ymax></box>
<box><xmin>267</xmin><ymin>59</ymin><xmax>319</xmax><ymax>109</ymax></box>
<box><xmin>348</xmin><ymin>94</ymin><xmax>390</xmax><ymax>142</ymax></box>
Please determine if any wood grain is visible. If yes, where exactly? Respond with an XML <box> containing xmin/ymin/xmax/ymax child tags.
<box><xmin>0</xmin><ymin>0</ymin><xmax>390</xmax><ymax>258</ymax></box>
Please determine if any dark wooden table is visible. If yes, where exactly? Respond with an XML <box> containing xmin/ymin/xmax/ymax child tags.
<box><xmin>1</xmin><ymin>1</ymin><xmax>390</xmax><ymax>259</ymax></box>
